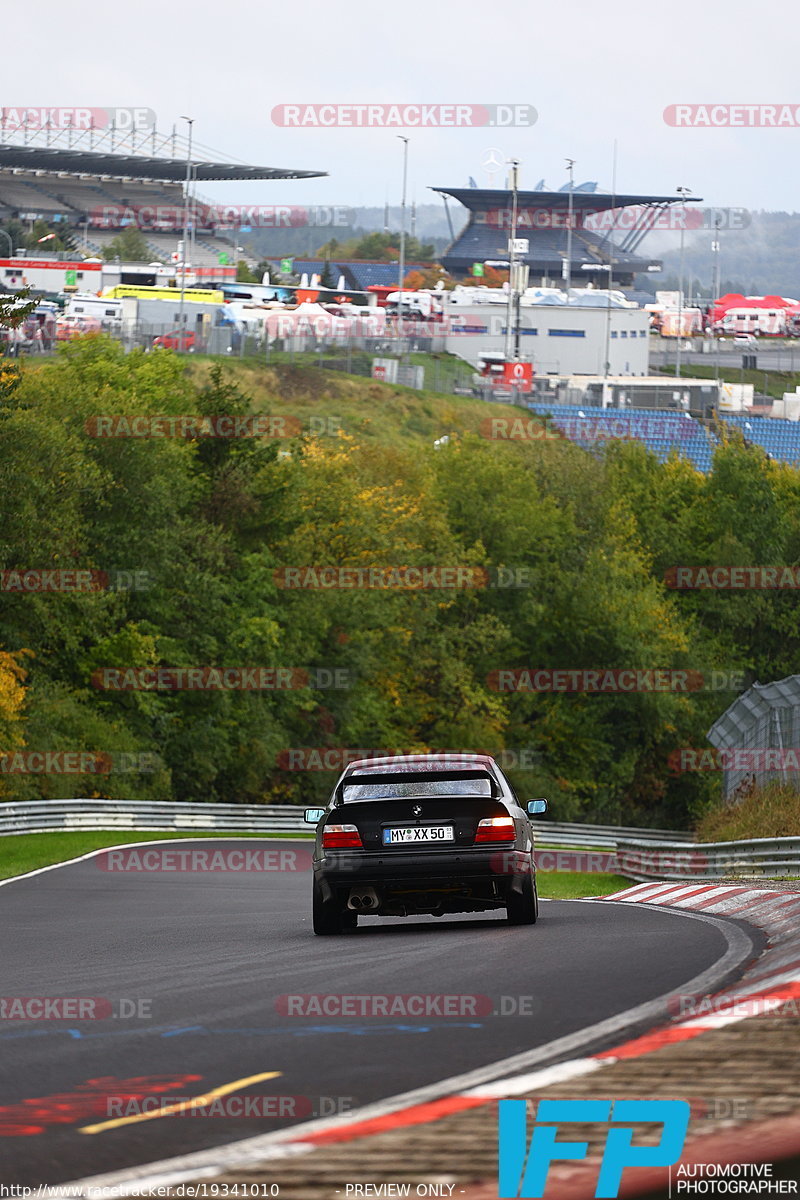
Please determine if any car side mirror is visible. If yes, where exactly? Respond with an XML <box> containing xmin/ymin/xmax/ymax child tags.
<box><xmin>304</xmin><ymin>807</ymin><xmax>326</xmax><ymax>824</ymax></box>
<box><xmin>527</xmin><ymin>799</ymin><xmax>548</xmax><ymax>815</ymax></box>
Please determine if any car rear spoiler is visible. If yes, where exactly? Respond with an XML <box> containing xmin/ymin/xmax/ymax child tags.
<box><xmin>334</xmin><ymin>769</ymin><xmax>501</xmax><ymax>806</ymax></box>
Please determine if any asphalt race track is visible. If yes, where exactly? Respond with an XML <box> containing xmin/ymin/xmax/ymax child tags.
<box><xmin>0</xmin><ymin>839</ymin><xmax>753</xmax><ymax>1186</ymax></box>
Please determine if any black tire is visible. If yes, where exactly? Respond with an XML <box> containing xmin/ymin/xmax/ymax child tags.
<box><xmin>312</xmin><ymin>877</ymin><xmax>344</xmax><ymax>935</ymax></box>
<box><xmin>506</xmin><ymin>871</ymin><xmax>538</xmax><ymax>925</ymax></box>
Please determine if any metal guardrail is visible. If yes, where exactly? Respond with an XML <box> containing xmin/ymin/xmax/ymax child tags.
<box><xmin>617</xmin><ymin>836</ymin><xmax>800</xmax><ymax>881</ymax></box>
<box><xmin>0</xmin><ymin>799</ymin><xmax>304</xmax><ymax>836</ymax></box>
<box><xmin>0</xmin><ymin>799</ymin><xmax>693</xmax><ymax>846</ymax></box>
<box><xmin>4</xmin><ymin>800</ymin><xmax>794</xmax><ymax>880</ymax></box>
<box><xmin>529</xmin><ymin>820</ymin><xmax>693</xmax><ymax>849</ymax></box>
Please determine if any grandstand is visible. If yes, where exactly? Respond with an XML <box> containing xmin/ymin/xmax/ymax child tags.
<box><xmin>0</xmin><ymin>140</ymin><xmax>325</xmax><ymax>272</ymax></box>
<box><xmin>432</xmin><ymin>186</ymin><xmax>692</xmax><ymax>287</ymax></box>
<box><xmin>718</xmin><ymin>413</ymin><xmax>800</xmax><ymax>465</ymax></box>
<box><xmin>527</xmin><ymin>404</ymin><xmax>717</xmax><ymax>472</ymax></box>
<box><xmin>525</xmin><ymin>404</ymin><xmax>800</xmax><ymax>473</ymax></box>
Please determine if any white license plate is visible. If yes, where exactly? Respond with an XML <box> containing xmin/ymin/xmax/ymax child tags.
<box><xmin>383</xmin><ymin>825</ymin><xmax>454</xmax><ymax>845</ymax></box>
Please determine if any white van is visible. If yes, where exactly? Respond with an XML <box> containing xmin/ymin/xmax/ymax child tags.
<box><xmin>66</xmin><ymin>295</ymin><xmax>123</xmax><ymax>331</ymax></box>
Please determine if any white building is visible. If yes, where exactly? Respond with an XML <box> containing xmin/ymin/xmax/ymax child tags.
<box><xmin>443</xmin><ymin>287</ymin><xmax>650</xmax><ymax>376</ymax></box>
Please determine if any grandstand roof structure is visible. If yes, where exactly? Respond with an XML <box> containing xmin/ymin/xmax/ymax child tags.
<box><xmin>0</xmin><ymin>143</ymin><xmax>326</xmax><ymax>271</ymax></box>
<box><xmin>434</xmin><ymin>187</ymin><xmax>685</xmax><ymax>211</ymax></box>
<box><xmin>0</xmin><ymin>144</ymin><xmax>325</xmax><ymax>183</ymax></box>
<box><xmin>432</xmin><ymin>186</ymin><xmax>697</xmax><ymax>286</ymax></box>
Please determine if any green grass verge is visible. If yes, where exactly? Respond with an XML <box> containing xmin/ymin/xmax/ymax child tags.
<box><xmin>0</xmin><ymin>829</ymin><xmax>313</xmax><ymax>881</ymax></box>
<box><xmin>218</xmin><ymin>348</ymin><xmax>476</xmax><ymax>399</ymax></box>
<box><xmin>0</xmin><ymin>831</ymin><xmax>631</xmax><ymax>897</ymax></box>
<box><xmin>181</xmin><ymin>357</ymin><xmax>549</xmax><ymax>451</ymax></box>
<box><xmin>537</xmin><ymin>871</ymin><xmax>632</xmax><ymax>899</ymax></box>
<box><xmin>694</xmin><ymin>782</ymin><xmax>800</xmax><ymax>841</ymax></box>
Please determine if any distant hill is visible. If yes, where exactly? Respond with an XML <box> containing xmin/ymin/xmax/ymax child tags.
<box><xmin>640</xmin><ymin>211</ymin><xmax>800</xmax><ymax>300</ymax></box>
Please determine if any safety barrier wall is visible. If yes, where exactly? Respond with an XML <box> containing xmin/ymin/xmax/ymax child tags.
<box><xmin>0</xmin><ymin>798</ymin><xmax>692</xmax><ymax>847</ymax></box>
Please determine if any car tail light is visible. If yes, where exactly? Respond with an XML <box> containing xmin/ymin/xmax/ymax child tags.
<box><xmin>475</xmin><ymin>816</ymin><xmax>515</xmax><ymax>843</ymax></box>
<box><xmin>322</xmin><ymin>824</ymin><xmax>363</xmax><ymax>849</ymax></box>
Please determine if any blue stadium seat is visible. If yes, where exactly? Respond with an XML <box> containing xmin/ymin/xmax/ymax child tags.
<box><xmin>718</xmin><ymin>412</ymin><xmax>800</xmax><ymax>465</ymax></box>
<box><xmin>528</xmin><ymin>404</ymin><xmax>720</xmax><ymax>473</ymax></box>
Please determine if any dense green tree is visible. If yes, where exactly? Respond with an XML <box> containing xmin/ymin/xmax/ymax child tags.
<box><xmin>102</xmin><ymin>225</ymin><xmax>152</xmax><ymax>262</ymax></box>
<box><xmin>317</xmin><ymin>231</ymin><xmax>435</xmax><ymax>262</ymax></box>
<box><xmin>236</xmin><ymin>259</ymin><xmax>259</xmax><ymax>283</ymax></box>
<box><xmin>318</xmin><ymin>260</ymin><xmax>337</xmax><ymax>289</ymax></box>
<box><xmin>2</xmin><ymin>339</ymin><xmax>799</xmax><ymax>824</ymax></box>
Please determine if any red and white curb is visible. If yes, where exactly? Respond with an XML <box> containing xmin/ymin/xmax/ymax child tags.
<box><xmin>593</xmin><ymin>881</ymin><xmax>800</xmax><ymax>1056</ymax></box>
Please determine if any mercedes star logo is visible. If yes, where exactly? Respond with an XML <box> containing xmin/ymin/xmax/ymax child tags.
<box><xmin>481</xmin><ymin>147</ymin><xmax>505</xmax><ymax>173</ymax></box>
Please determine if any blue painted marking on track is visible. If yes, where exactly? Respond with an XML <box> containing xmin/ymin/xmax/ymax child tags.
<box><xmin>0</xmin><ymin>1021</ymin><xmax>484</xmax><ymax>1042</ymax></box>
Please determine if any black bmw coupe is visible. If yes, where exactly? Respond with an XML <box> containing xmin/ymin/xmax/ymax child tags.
<box><xmin>304</xmin><ymin>753</ymin><xmax>548</xmax><ymax>934</ymax></box>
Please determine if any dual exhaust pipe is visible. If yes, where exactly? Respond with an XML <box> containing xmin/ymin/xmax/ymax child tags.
<box><xmin>347</xmin><ymin>887</ymin><xmax>380</xmax><ymax>911</ymax></box>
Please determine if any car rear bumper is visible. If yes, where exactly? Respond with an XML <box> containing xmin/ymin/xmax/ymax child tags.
<box><xmin>314</xmin><ymin>846</ymin><xmax>533</xmax><ymax>890</ymax></box>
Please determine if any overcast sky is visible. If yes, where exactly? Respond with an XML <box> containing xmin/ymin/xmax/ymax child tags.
<box><xmin>9</xmin><ymin>0</ymin><xmax>800</xmax><ymax>230</ymax></box>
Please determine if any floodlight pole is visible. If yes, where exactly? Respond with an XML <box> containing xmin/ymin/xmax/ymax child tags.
<box><xmin>712</xmin><ymin>214</ymin><xmax>722</xmax><ymax>390</ymax></box>
<box><xmin>602</xmin><ymin>144</ymin><xmax>618</xmax><ymax>409</ymax></box>
<box><xmin>565</xmin><ymin>158</ymin><xmax>575</xmax><ymax>295</ymax></box>
<box><xmin>178</xmin><ymin>116</ymin><xmax>194</xmax><ymax>352</ymax></box>
<box><xmin>397</xmin><ymin>136</ymin><xmax>409</xmax><ymax>351</ymax></box>
<box><xmin>504</xmin><ymin>159</ymin><xmax>520</xmax><ymax>362</ymax></box>
<box><xmin>675</xmin><ymin>185</ymin><xmax>691</xmax><ymax>377</ymax></box>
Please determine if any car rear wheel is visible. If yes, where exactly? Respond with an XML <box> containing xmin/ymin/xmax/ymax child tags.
<box><xmin>506</xmin><ymin>871</ymin><xmax>538</xmax><ymax>925</ymax></box>
<box><xmin>312</xmin><ymin>877</ymin><xmax>346</xmax><ymax>935</ymax></box>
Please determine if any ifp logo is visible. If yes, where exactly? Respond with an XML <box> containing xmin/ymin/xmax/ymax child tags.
<box><xmin>498</xmin><ymin>1098</ymin><xmax>690</xmax><ymax>1197</ymax></box>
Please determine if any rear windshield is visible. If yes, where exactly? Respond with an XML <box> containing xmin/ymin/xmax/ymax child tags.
<box><xmin>342</xmin><ymin>778</ymin><xmax>493</xmax><ymax>801</ymax></box>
